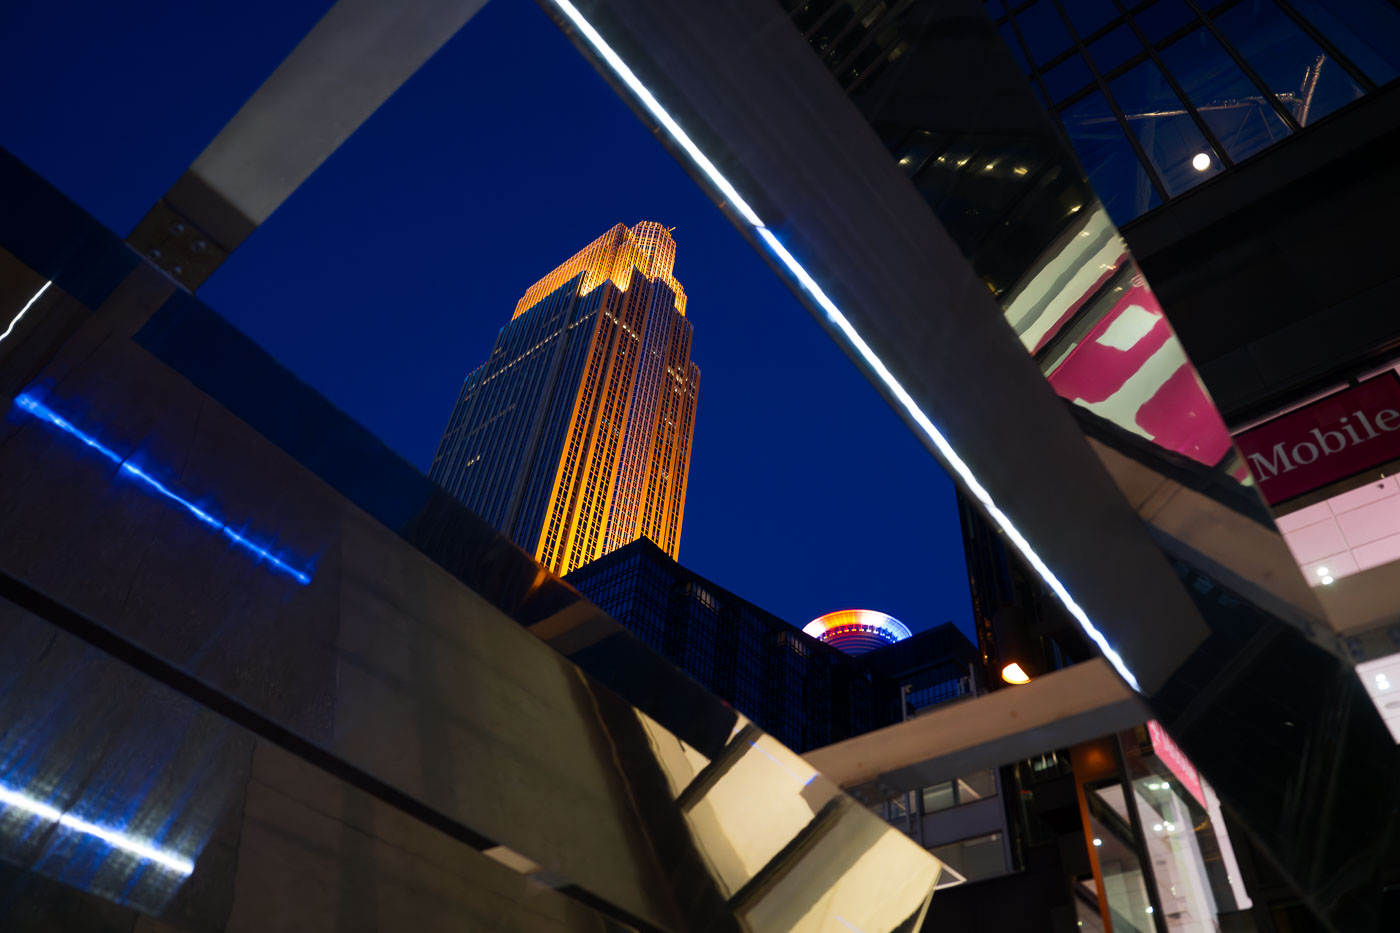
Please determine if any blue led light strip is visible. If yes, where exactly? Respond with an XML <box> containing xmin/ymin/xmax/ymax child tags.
<box><xmin>13</xmin><ymin>394</ymin><xmax>313</xmax><ymax>585</ymax></box>
<box><xmin>547</xmin><ymin>0</ymin><xmax>1140</xmax><ymax>691</ymax></box>
<box><xmin>0</xmin><ymin>781</ymin><xmax>194</xmax><ymax>875</ymax></box>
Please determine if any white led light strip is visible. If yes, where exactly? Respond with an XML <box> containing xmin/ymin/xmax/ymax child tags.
<box><xmin>547</xmin><ymin>0</ymin><xmax>1140</xmax><ymax>691</ymax></box>
<box><xmin>1</xmin><ymin>280</ymin><xmax>53</xmax><ymax>344</ymax></box>
<box><xmin>0</xmin><ymin>782</ymin><xmax>194</xmax><ymax>875</ymax></box>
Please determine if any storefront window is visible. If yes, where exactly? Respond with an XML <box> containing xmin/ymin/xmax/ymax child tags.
<box><xmin>1085</xmin><ymin>783</ymin><xmax>1158</xmax><ymax>932</ymax></box>
<box><xmin>1130</xmin><ymin>779</ymin><xmax>1220</xmax><ymax>931</ymax></box>
<box><xmin>922</xmin><ymin>768</ymin><xmax>998</xmax><ymax>812</ymax></box>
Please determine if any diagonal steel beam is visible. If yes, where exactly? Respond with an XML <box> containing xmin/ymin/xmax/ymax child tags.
<box><xmin>127</xmin><ymin>0</ymin><xmax>488</xmax><ymax>290</ymax></box>
<box><xmin>803</xmin><ymin>660</ymin><xmax>1146</xmax><ymax>800</ymax></box>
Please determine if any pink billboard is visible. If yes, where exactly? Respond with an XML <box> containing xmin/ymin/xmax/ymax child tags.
<box><xmin>1235</xmin><ymin>373</ymin><xmax>1400</xmax><ymax>505</ymax></box>
<box><xmin>1146</xmin><ymin>719</ymin><xmax>1206</xmax><ymax>810</ymax></box>
<box><xmin>1047</xmin><ymin>280</ymin><xmax>1234</xmax><ymax>469</ymax></box>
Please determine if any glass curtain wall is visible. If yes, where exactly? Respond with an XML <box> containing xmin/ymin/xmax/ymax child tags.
<box><xmin>985</xmin><ymin>0</ymin><xmax>1400</xmax><ymax>224</ymax></box>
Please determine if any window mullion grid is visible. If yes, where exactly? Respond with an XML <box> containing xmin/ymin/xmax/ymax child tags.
<box><xmin>818</xmin><ymin>0</ymin><xmax>887</xmax><ymax>58</ymax></box>
<box><xmin>1002</xmin><ymin>6</ymin><xmax>1068</xmax><ymax>117</ymax></box>
<box><xmin>1271</xmin><ymin>0</ymin><xmax>1378</xmax><ymax>92</ymax></box>
<box><xmin>831</xmin><ymin>0</ymin><xmax>914</xmax><ymax>78</ymax></box>
<box><xmin>1110</xmin><ymin>0</ymin><xmax>1238</xmax><ymax>169</ymax></box>
<box><xmin>1181</xmin><ymin>0</ymin><xmax>1304</xmax><ymax>132</ymax></box>
<box><xmin>1046</xmin><ymin>0</ymin><xmax>1171</xmax><ymax>204</ymax></box>
<box><xmin>802</xmin><ymin>0</ymin><xmax>858</xmax><ymax>42</ymax></box>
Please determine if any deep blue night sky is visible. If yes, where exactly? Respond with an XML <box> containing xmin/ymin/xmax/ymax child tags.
<box><xmin>0</xmin><ymin>0</ymin><xmax>973</xmax><ymax>638</ymax></box>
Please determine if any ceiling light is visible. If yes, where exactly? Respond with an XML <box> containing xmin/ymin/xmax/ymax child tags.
<box><xmin>1191</xmin><ymin>152</ymin><xmax>1211</xmax><ymax>171</ymax></box>
<box><xmin>1316</xmin><ymin>566</ymin><xmax>1330</xmax><ymax>576</ymax></box>
<box><xmin>1092</xmin><ymin>838</ymin><xmax>1103</xmax><ymax>846</ymax></box>
<box><xmin>1322</xmin><ymin>575</ymin><xmax>1335</xmax><ymax>585</ymax></box>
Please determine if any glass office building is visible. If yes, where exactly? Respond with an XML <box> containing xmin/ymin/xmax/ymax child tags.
<box><xmin>566</xmin><ymin>537</ymin><xmax>978</xmax><ymax>751</ymax></box>
<box><xmin>430</xmin><ymin>221</ymin><xmax>700</xmax><ymax>574</ymax></box>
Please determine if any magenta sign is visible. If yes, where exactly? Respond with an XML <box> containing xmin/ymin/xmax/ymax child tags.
<box><xmin>1146</xmin><ymin>720</ymin><xmax>1206</xmax><ymax>810</ymax></box>
<box><xmin>1235</xmin><ymin>373</ymin><xmax>1400</xmax><ymax>505</ymax></box>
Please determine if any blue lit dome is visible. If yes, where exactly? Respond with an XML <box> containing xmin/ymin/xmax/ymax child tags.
<box><xmin>802</xmin><ymin>609</ymin><xmax>912</xmax><ymax>655</ymax></box>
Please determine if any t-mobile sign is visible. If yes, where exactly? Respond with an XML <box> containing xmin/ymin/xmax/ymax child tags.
<box><xmin>1235</xmin><ymin>373</ymin><xmax>1400</xmax><ymax>505</ymax></box>
<box><xmin>1146</xmin><ymin>720</ymin><xmax>1206</xmax><ymax>810</ymax></box>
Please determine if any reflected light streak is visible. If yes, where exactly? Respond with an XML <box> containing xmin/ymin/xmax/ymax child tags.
<box><xmin>1</xmin><ymin>280</ymin><xmax>53</xmax><ymax>344</ymax></box>
<box><xmin>13</xmin><ymin>393</ymin><xmax>313</xmax><ymax>584</ymax></box>
<box><xmin>544</xmin><ymin>0</ymin><xmax>1141</xmax><ymax>692</ymax></box>
<box><xmin>0</xmin><ymin>783</ymin><xmax>194</xmax><ymax>875</ymax></box>
<box><xmin>746</xmin><ymin>738</ymin><xmax>818</xmax><ymax>787</ymax></box>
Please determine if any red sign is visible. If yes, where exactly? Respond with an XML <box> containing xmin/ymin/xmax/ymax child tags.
<box><xmin>1146</xmin><ymin>720</ymin><xmax>1206</xmax><ymax>810</ymax></box>
<box><xmin>1235</xmin><ymin>373</ymin><xmax>1400</xmax><ymax>504</ymax></box>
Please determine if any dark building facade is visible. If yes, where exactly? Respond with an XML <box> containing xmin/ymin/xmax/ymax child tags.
<box><xmin>566</xmin><ymin>536</ymin><xmax>978</xmax><ymax>752</ymax></box>
<box><xmin>949</xmin><ymin>492</ymin><xmax>1261</xmax><ymax>932</ymax></box>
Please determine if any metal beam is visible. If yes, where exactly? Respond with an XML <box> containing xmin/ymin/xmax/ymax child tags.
<box><xmin>803</xmin><ymin>660</ymin><xmax>1146</xmax><ymax>799</ymax></box>
<box><xmin>127</xmin><ymin>0</ymin><xmax>488</xmax><ymax>290</ymax></box>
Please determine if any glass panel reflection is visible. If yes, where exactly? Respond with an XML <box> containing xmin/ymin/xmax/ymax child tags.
<box><xmin>1212</xmin><ymin>0</ymin><xmax>1365</xmax><ymax>126</ymax></box>
<box><xmin>1284</xmin><ymin>0</ymin><xmax>1400</xmax><ymax>86</ymax></box>
<box><xmin>1132</xmin><ymin>0</ymin><xmax>1198</xmax><ymax>45</ymax></box>
<box><xmin>1043</xmin><ymin>52</ymin><xmax>1095</xmax><ymax>102</ymax></box>
<box><xmin>1061</xmin><ymin>0</ymin><xmax>1121</xmax><ymax>38</ymax></box>
<box><xmin>1157</xmin><ymin>28</ymin><xmax>1292</xmax><ymax>164</ymax></box>
<box><xmin>634</xmin><ymin>711</ymin><xmax>943</xmax><ymax>931</ymax></box>
<box><xmin>1016</xmin><ymin>0</ymin><xmax>1076</xmax><ymax>64</ymax></box>
<box><xmin>1087</xmin><ymin>22</ymin><xmax>1145</xmax><ymax>74</ymax></box>
<box><xmin>1061</xmin><ymin>91</ymin><xmax>1163</xmax><ymax>224</ymax></box>
<box><xmin>1110</xmin><ymin>59</ymin><xmax>1223</xmax><ymax>195</ymax></box>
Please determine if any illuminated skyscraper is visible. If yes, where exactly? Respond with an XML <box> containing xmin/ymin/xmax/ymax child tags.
<box><xmin>430</xmin><ymin>221</ymin><xmax>699</xmax><ymax>574</ymax></box>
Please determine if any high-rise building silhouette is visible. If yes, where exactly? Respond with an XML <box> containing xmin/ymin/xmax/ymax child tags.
<box><xmin>430</xmin><ymin>221</ymin><xmax>699</xmax><ymax>574</ymax></box>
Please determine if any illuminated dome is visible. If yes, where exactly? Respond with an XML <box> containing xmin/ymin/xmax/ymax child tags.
<box><xmin>802</xmin><ymin>609</ymin><xmax>912</xmax><ymax>655</ymax></box>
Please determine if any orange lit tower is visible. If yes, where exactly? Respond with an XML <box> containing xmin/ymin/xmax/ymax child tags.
<box><xmin>430</xmin><ymin>222</ymin><xmax>699</xmax><ymax>574</ymax></box>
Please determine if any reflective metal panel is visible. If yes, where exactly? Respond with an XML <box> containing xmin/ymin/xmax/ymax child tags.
<box><xmin>537</xmin><ymin>0</ymin><xmax>1400</xmax><ymax>927</ymax></box>
<box><xmin>0</xmin><ymin>143</ymin><xmax>944</xmax><ymax>931</ymax></box>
